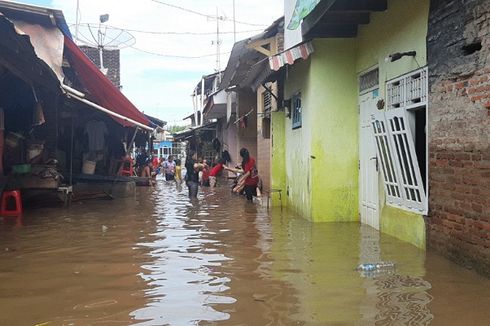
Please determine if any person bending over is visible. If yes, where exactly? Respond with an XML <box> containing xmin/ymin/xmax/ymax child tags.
<box><xmin>225</xmin><ymin>148</ymin><xmax>258</xmax><ymax>201</ymax></box>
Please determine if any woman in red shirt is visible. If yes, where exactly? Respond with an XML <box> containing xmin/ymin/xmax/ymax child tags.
<box><xmin>228</xmin><ymin>148</ymin><xmax>258</xmax><ymax>201</ymax></box>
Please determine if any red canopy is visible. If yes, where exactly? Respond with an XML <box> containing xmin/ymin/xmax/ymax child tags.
<box><xmin>63</xmin><ymin>36</ymin><xmax>150</xmax><ymax>128</ymax></box>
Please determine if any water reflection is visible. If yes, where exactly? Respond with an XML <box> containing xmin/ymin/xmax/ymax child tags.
<box><xmin>357</xmin><ymin>225</ymin><xmax>433</xmax><ymax>324</ymax></box>
<box><xmin>0</xmin><ymin>182</ymin><xmax>488</xmax><ymax>325</ymax></box>
<box><xmin>132</xmin><ymin>185</ymin><xmax>233</xmax><ymax>324</ymax></box>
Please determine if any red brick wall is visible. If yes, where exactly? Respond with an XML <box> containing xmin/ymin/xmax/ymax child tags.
<box><xmin>428</xmin><ymin>0</ymin><xmax>490</xmax><ymax>276</ymax></box>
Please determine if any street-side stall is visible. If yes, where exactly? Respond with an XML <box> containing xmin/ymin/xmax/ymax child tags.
<box><xmin>0</xmin><ymin>13</ymin><xmax>65</xmax><ymax>206</ymax></box>
<box><xmin>0</xmin><ymin>2</ymin><xmax>155</xmax><ymax>211</ymax></box>
<box><xmin>174</xmin><ymin>122</ymin><xmax>219</xmax><ymax>163</ymax></box>
<box><xmin>61</xmin><ymin>36</ymin><xmax>154</xmax><ymax>190</ymax></box>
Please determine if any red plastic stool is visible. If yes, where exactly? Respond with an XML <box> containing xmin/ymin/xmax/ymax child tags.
<box><xmin>119</xmin><ymin>158</ymin><xmax>134</xmax><ymax>177</ymax></box>
<box><xmin>0</xmin><ymin>190</ymin><xmax>23</xmax><ymax>216</ymax></box>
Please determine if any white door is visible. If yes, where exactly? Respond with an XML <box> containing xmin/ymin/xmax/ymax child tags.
<box><xmin>359</xmin><ymin>91</ymin><xmax>380</xmax><ymax>229</ymax></box>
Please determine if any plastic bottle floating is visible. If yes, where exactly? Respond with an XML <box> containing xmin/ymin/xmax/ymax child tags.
<box><xmin>356</xmin><ymin>261</ymin><xmax>396</xmax><ymax>272</ymax></box>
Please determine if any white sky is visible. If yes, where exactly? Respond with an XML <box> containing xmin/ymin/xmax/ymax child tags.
<box><xmin>20</xmin><ymin>0</ymin><xmax>284</xmax><ymax>125</ymax></box>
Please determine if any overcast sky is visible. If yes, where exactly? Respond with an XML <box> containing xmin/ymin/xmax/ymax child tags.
<box><xmin>14</xmin><ymin>0</ymin><xmax>284</xmax><ymax>125</ymax></box>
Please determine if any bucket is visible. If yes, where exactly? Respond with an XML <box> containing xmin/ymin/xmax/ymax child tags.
<box><xmin>82</xmin><ymin>160</ymin><xmax>96</xmax><ymax>175</ymax></box>
<box><xmin>12</xmin><ymin>164</ymin><xmax>31</xmax><ymax>174</ymax></box>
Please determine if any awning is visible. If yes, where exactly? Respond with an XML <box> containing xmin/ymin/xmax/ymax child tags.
<box><xmin>203</xmin><ymin>89</ymin><xmax>227</xmax><ymax>119</ymax></box>
<box><xmin>269</xmin><ymin>42</ymin><xmax>314</xmax><ymax>71</ymax></box>
<box><xmin>173</xmin><ymin>122</ymin><xmax>217</xmax><ymax>141</ymax></box>
<box><xmin>0</xmin><ymin>14</ymin><xmax>60</xmax><ymax>91</ymax></box>
<box><xmin>62</xmin><ymin>85</ymin><xmax>154</xmax><ymax>131</ymax></box>
<box><xmin>63</xmin><ymin>36</ymin><xmax>151</xmax><ymax>129</ymax></box>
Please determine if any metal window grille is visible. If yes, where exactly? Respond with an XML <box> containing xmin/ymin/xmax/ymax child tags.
<box><xmin>387</xmin><ymin>79</ymin><xmax>405</xmax><ymax>109</ymax></box>
<box><xmin>263</xmin><ymin>91</ymin><xmax>272</xmax><ymax>114</ymax></box>
<box><xmin>371</xmin><ymin>109</ymin><xmax>426</xmax><ymax>213</ymax></box>
<box><xmin>385</xmin><ymin>109</ymin><xmax>426</xmax><ymax>212</ymax></box>
<box><xmin>292</xmin><ymin>93</ymin><xmax>302</xmax><ymax>129</ymax></box>
<box><xmin>359</xmin><ymin>68</ymin><xmax>379</xmax><ymax>94</ymax></box>
<box><xmin>371</xmin><ymin>114</ymin><xmax>404</xmax><ymax>207</ymax></box>
<box><xmin>387</xmin><ymin>67</ymin><xmax>428</xmax><ymax>110</ymax></box>
<box><xmin>406</xmin><ymin>69</ymin><xmax>428</xmax><ymax>108</ymax></box>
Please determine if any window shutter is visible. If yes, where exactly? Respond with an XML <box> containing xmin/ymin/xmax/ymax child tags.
<box><xmin>371</xmin><ymin>111</ymin><xmax>404</xmax><ymax>207</ymax></box>
<box><xmin>385</xmin><ymin>108</ymin><xmax>427</xmax><ymax>213</ymax></box>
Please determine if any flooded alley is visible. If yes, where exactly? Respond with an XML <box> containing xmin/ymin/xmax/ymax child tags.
<box><xmin>0</xmin><ymin>182</ymin><xmax>489</xmax><ymax>325</ymax></box>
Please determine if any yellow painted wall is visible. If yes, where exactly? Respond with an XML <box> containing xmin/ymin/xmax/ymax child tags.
<box><xmin>357</xmin><ymin>0</ymin><xmax>429</xmax><ymax>86</ymax></box>
<box><xmin>283</xmin><ymin>59</ymin><xmax>313</xmax><ymax>217</ymax></box>
<box><xmin>309</xmin><ymin>39</ymin><xmax>359</xmax><ymax>222</ymax></box>
<box><xmin>282</xmin><ymin>39</ymin><xmax>359</xmax><ymax>222</ymax></box>
<box><xmin>271</xmin><ymin>111</ymin><xmax>287</xmax><ymax>207</ymax></box>
<box><xmin>273</xmin><ymin>0</ymin><xmax>430</xmax><ymax>247</ymax></box>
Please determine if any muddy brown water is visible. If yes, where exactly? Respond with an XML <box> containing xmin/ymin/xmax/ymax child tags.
<box><xmin>0</xmin><ymin>181</ymin><xmax>489</xmax><ymax>325</ymax></box>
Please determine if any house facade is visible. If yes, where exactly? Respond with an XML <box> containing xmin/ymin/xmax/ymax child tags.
<box><xmin>218</xmin><ymin>19</ymin><xmax>284</xmax><ymax>187</ymax></box>
<box><xmin>266</xmin><ymin>0</ymin><xmax>489</xmax><ymax>275</ymax></box>
<box><xmin>271</xmin><ymin>0</ymin><xmax>430</xmax><ymax>248</ymax></box>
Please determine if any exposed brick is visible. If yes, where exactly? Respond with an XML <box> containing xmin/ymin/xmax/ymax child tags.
<box><xmin>428</xmin><ymin>0</ymin><xmax>490</xmax><ymax>276</ymax></box>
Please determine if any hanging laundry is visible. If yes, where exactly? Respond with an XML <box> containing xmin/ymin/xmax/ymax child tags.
<box><xmin>239</xmin><ymin>116</ymin><xmax>248</xmax><ymax>129</ymax></box>
<box><xmin>84</xmin><ymin>120</ymin><xmax>108</xmax><ymax>152</ymax></box>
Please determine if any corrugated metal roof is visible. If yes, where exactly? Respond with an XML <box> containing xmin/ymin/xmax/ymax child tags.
<box><xmin>219</xmin><ymin>17</ymin><xmax>284</xmax><ymax>92</ymax></box>
<box><xmin>0</xmin><ymin>0</ymin><xmax>72</xmax><ymax>38</ymax></box>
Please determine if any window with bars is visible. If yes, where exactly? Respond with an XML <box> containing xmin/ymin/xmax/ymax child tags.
<box><xmin>371</xmin><ymin>67</ymin><xmax>428</xmax><ymax>214</ymax></box>
<box><xmin>292</xmin><ymin>92</ymin><xmax>302</xmax><ymax>129</ymax></box>
<box><xmin>263</xmin><ymin>90</ymin><xmax>272</xmax><ymax>114</ymax></box>
<box><xmin>359</xmin><ymin>68</ymin><xmax>379</xmax><ymax>94</ymax></box>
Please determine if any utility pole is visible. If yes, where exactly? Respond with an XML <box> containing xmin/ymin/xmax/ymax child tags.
<box><xmin>75</xmin><ymin>0</ymin><xmax>80</xmax><ymax>43</ymax></box>
<box><xmin>233</xmin><ymin>0</ymin><xmax>236</xmax><ymax>43</ymax></box>
<box><xmin>215</xmin><ymin>7</ymin><xmax>221</xmax><ymax>73</ymax></box>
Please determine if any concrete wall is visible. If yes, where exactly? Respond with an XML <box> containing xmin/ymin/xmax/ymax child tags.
<box><xmin>218</xmin><ymin>117</ymin><xmax>239</xmax><ymax>178</ymax></box>
<box><xmin>271</xmin><ymin>111</ymin><xmax>287</xmax><ymax>206</ymax></box>
<box><xmin>309</xmin><ymin>39</ymin><xmax>359</xmax><ymax>222</ymax></box>
<box><xmin>237</xmin><ymin>90</ymin><xmax>258</xmax><ymax>162</ymax></box>
<box><xmin>427</xmin><ymin>0</ymin><xmax>490</xmax><ymax>275</ymax></box>
<box><xmin>256</xmin><ymin>84</ymin><xmax>275</xmax><ymax>191</ymax></box>
<box><xmin>283</xmin><ymin>58</ymin><xmax>313</xmax><ymax>218</ymax></box>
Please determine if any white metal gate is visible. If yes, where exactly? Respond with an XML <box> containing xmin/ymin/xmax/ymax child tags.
<box><xmin>359</xmin><ymin>91</ymin><xmax>380</xmax><ymax>230</ymax></box>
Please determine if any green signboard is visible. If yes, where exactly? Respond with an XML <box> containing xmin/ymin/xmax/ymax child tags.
<box><xmin>287</xmin><ymin>0</ymin><xmax>321</xmax><ymax>30</ymax></box>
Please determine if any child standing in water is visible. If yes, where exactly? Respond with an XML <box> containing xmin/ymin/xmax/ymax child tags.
<box><xmin>174</xmin><ymin>158</ymin><xmax>182</xmax><ymax>183</ymax></box>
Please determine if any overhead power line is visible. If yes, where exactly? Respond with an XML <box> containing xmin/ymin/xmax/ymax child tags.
<box><xmin>129</xmin><ymin>46</ymin><xmax>231</xmax><ymax>59</ymax></box>
<box><xmin>104</xmin><ymin>25</ymin><xmax>262</xmax><ymax>36</ymax></box>
<box><xmin>69</xmin><ymin>23</ymin><xmax>262</xmax><ymax>36</ymax></box>
<box><xmin>149</xmin><ymin>0</ymin><xmax>267</xmax><ymax>27</ymax></box>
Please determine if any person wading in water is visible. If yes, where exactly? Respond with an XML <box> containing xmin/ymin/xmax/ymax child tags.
<box><xmin>225</xmin><ymin>148</ymin><xmax>258</xmax><ymax>201</ymax></box>
<box><xmin>185</xmin><ymin>150</ymin><xmax>203</xmax><ymax>199</ymax></box>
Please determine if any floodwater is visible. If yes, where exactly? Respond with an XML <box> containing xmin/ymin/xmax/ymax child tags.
<box><xmin>0</xmin><ymin>182</ymin><xmax>489</xmax><ymax>326</ymax></box>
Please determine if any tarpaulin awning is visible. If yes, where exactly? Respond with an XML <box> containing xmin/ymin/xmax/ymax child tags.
<box><xmin>12</xmin><ymin>19</ymin><xmax>65</xmax><ymax>81</ymax></box>
<box><xmin>63</xmin><ymin>36</ymin><xmax>151</xmax><ymax>129</ymax></box>
<box><xmin>63</xmin><ymin>85</ymin><xmax>154</xmax><ymax>131</ymax></box>
<box><xmin>269</xmin><ymin>42</ymin><xmax>314</xmax><ymax>71</ymax></box>
<box><xmin>0</xmin><ymin>14</ymin><xmax>60</xmax><ymax>91</ymax></box>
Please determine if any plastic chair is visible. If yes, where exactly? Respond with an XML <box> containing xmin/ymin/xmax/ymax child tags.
<box><xmin>0</xmin><ymin>190</ymin><xmax>23</xmax><ymax>216</ymax></box>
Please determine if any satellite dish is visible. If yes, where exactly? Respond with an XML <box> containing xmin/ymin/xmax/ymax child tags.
<box><xmin>73</xmin><ymin>23</ymin><xmax>136</xmax><ymax>50</ymax></box>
